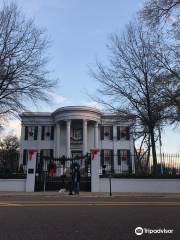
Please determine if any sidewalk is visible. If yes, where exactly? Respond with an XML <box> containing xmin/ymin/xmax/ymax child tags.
<box><xmin>0</xmin><ymin>191</ymin><xmax>180</xmax><ymax>198</ymax></box>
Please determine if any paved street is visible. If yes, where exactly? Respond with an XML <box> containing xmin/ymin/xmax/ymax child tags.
<box><xmin>0</xmin><ymin>193</ymin><xmax>180</xmax><ymax>240</ymax></box>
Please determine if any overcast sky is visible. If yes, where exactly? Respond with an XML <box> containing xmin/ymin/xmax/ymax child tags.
<box><xmin>1</xmin><ymin>0</ymin><xmax>179</xmax><ymax>153</ymax></box>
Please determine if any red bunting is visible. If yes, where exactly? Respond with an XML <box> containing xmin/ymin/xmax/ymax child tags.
<box><xmin>91</xmin><ymin>149</ymin><xmax>99</xmax><ymax>160</ymax></box>
<box><xmin>28</xmin><ymin>149</ymin><xmax>37</xmax><ymax>160</ymax></box>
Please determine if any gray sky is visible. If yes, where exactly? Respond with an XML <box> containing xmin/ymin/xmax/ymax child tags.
<box><xmin>1</xmin><ymin>0</ymin><xmax>179</xmax><ymax>153</ymax></box>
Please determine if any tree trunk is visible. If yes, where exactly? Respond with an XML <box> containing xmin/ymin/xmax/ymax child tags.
<box><xmin>144</xmin><ymin>73</ymin><xmax>158</xmax><ymax>175</ymax></box>
<box><xmin>149</xmin><ymin>127</ymin><xmax>157</xmax><ymax>175</ymax></box>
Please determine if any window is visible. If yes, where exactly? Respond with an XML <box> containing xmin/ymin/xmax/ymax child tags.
<box><xmin>40</xmin><ymin>149</ymin><xmax>53</xmax><ymax>158</ymax></box>
<box><xmin>41</xmin><ymin>126</ymin><xmax>54</xmax><ymax>140</ymax></box>
<box><xmin>24</xmin><ymin>126</ymin><xmax>38</xmax><ymax>140</ymax></box>
<box><xmin>101</xmin><ymin>126</ymin><xmax>113</xmax><ymax>140</ymax></box>
<box><xmin>117</xmin><ymin>126</ymin><xmax>130</xmax><ymax>140</ymax></box>
<box><xmin>117</xmin><ymin>149</ymin><xmax>131</xmax><ymax>165</ymax></box>
<box><xmin>100</xmin><ymin>149</ymin><xmax>114</xmax><ymax>171</ymax></box>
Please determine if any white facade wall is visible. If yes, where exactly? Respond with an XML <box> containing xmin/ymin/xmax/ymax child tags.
<box><xmin>0</xmin><ymin>179</ymin><xmax>26</xmax><ymax>191</ymax></box>
<box><xmin>99</xmin><ymin>178</ymin><xmax>180</xmax><ymax>193</ymax></box>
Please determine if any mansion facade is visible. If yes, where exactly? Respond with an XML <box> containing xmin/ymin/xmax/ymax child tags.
<box><xmin>20</xmin><ymin>106</ymin><xmax>135</xmax><ymax>174</ymax></box>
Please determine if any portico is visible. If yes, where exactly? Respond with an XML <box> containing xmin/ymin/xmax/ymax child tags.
<box><xmin>55</xmin><ymin>118</ymin><xmax>100</xmax><ymax>158</ymax></box>
<box><xmin>51</xmin><ymin>106</ymin><xmax>101</xmax><ymax>158</ymax></box>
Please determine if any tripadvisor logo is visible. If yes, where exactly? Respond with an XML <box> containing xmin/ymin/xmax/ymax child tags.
<box><xmin>135</xmin><ymin>227</ymin><xmax>143</xmax><ymax>235</ymax></box>
<box><xmin>135</xmin><ymin>226</ymin><xmax>174</xmax><ymax>235</ymax></box>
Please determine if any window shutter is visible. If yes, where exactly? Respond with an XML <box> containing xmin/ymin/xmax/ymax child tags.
<box><xmin>23</xmin><ymin>150</ymin><xmax>27</xmax><ymax>165</ymax></box>
<box><xmin>110</xmin><ymin>150</ymin><xmax>114</xmax><ymax>172</ymax></box>
<box><xmin>50</xmin><ymin>126</ymin><xmax>54</xmax><ymax>140</ymax></box>
<box><xmin>50</xmin><ymin>149</ymin><xmax>53</xmax><ymax>158</ymax></box>
<box><xmin>126</xmin><ymin>127</ymin><xmax>130</xmax><ymax>140</ymax></box>
<box><xmin>25</xmin><ymin>126</ymin><xmax>28</xmax><ymax>140</ymax></box>
<box><xmin>117</xmin><ymin>150</ymin><xmax>121</xmax><ymax>165</ymax></box>
<box><xmin>41</xmin><ymin>126</ymin><xmax>45</xmax><ymax>140</ymax></box>
<box><xmin>100</xmin><ymin>126</ymin><xmax>104</xmax><ymax>140</ymax></box>
<box><xmin>117</xmin><ymin>126</ymin><xmax>120</xmax><ymax>140</ymax></box>
<box><xmin>40</xmin><ymin>149</ymin><xmax>43</xmax><ymax>157</ymax></box>
<box><xmin>100</xmin><ymin>150</ymin><xmax>104</xmax><ymax>166</ymax></box>
<box><xmin>127</xmin><ymin>149</ymin><xmax>131</xmax><ymax>167</ymax></box>
<box><xmin>34</xmin><ymin>126</ymin><xmax>38</xmax><ymax>140</ymax></box>
<box><xmin>127</xmin><ymin>150</ymin><xmax>132</xmax><ymax>173</ymax></box>
<box><xmin>110</xmin><ymin>126</ymin><xmax>113</xmax><ymax>140</ymax></box>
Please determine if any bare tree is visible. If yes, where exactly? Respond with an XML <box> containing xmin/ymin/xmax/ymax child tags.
<box><xmin>91</xmin><ymin>20</ymin><xmax>172</xmax><ymax>175</ymax></box>
<box><xmin>0</xmin><ymin>135</ymin><xmax>19</xmax><ymax>151</ymax></box>
<box><xmin>153</xmin><ymin>43</ymin><xmax>180</xmax><ymax>123</ymax></box>
<box><xmin>140</xmin><ymin>0</ymin><xmax>180</xmax><ymax>29</ymax></box>
<box><xmin>140</xmin><ymin>0</ymin><xmax>180</xmax><ymax>41</ymax></box>
<box><xmin>0</xmin><ymin>134</ymin><xmax>19</xmax><ymax>172</ymax></box>
<box><xmin>139</xmin><ymin>1</ymin><xmax>180</xmax><ymax>122</ymax></box>
<box><xmin>0</xmin><ymin>2</ymin><xmax>55</xmax><ymax>118</ymax></box>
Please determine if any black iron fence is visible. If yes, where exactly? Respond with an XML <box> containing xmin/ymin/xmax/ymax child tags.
<box><xmin>100</xmin><ymin>153</ymin><xmax>180</xmax><ymax>177</ymax></box>
<box><xmin>35</xmin><ymin>153</ymin><xmax>91</xmax><ymax>191</ymax></box>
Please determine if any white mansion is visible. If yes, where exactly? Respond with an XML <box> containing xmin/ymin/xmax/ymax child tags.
<box><xmin>20</xmin><ymin>106</ymin><xmax>135</xmax><ymax>174</ymax></box>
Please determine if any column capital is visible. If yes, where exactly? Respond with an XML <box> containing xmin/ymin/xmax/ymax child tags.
<box><xmin>83</xmin><ymin>119</ymin><xmax>88</xmax><ymax>124</ymax></box>
<box><xmin>66</xmin><ymin>119</ymin><xmax>71</xmax><ymax>124</ymax></box>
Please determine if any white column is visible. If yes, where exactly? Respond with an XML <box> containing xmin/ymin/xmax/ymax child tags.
<box><xmin>83</xmin><ymin>119</ymin><xmax>88</xmax><ymax>155</ymax></box>
<box><xmin>56</xmin><ymin>123</ymin><xmax>61</xmax><ymax>158</ymax></box>
<box><xmin>91</xmin><ymin>122</ymin><xmax>100</xmax><ymax>192</ymax></box>
<box><xmin>94</xmin><ymin>122</ymin><xmax>99</xmax><ymax>149</ymax></box>
<box><xmin>19</xmin><ymin>125</ymin><xmax>24</xmax><ymax>166</ymax></box>
<box><xmin>66</xmin><ymin>120</ymin><xmax>71</xmax><ymax>158</ymax></box>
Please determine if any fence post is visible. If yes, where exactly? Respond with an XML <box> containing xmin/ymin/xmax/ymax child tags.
<box><xmin>91</xmin><ymin>152</ymin><xmax>100</xmax><ymax>192</ymax></box>
<box><xmin>25</xmin><ymin>150</ymin><xmax>37</xmax><ymax>192</ymax></box>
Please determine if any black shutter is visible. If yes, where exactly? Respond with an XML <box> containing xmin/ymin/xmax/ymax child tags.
<box><xmin>50</xmin><ymin>126</ymin><xmax>54</xmax><ymax>140</ymax></box>
<box><xmin>126</xmin><ymin>127</ymin><xmax>130</xmax><ymax>140</ymax></box>
<box><xmin>127</xmin><ymin>150</ymin><xmax>131</xmax><ymax>173</ymax></box>
<box><xmin>127</xmin><ymin>150</ymin><xmax>131</xmax><ymax>165</ymax></box>
<box><xmin>117</xmin><ymin>126</ymin><xmax>120</xmax><ymax>140</ymax></box>
<box><xmin>110</xmin><ymin>126</ymin><xmax>113</xmax><ymax>140</ymax></box>
<box><xmin>117</xmin><ymin>150</ymin><xmax>121</xmax><ymax>165</ymax></box>
<box><xmin>100</xmin><ymin>150</ymin><xmax>104</xmax><ymax>167</ymax></box>
<box><xmin>40</xmin><ymin>149</ymin><xmax>44</xmax><ymax>158</ymax></box>
<box><xmin>25</xmin><ymin>126</ymin><xmax>28</xmax><ymax>140</ymax></box>
<box><xmin>34</xmin><ymin>126</ymin><xmax>38</xmax><ymax>140</ymax></box>
<box><xmin>41</xmin><ymin>126</ymin><xmax>45</xmax><ymax>140</ymax></box>
<box><xmin>110</xmin><ymin>150</ymin><xmax>114</xmax><ymax>173</ymax></box>
<box><xmin>23</xmin><ymin>150</ymin><xmax>27</xmax><ymax>165</ymax></box>
<box><xmin>50</xmin><ymin>149</ymin><xmax>53</xmax><ymax>158</ymax></box>
<box><xmin>100</xmin><ymin>126</ymin><xmax>104</xmax><ymax>140</ymax></box>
